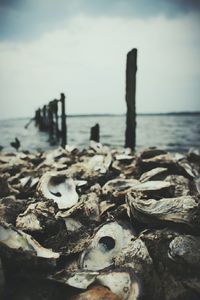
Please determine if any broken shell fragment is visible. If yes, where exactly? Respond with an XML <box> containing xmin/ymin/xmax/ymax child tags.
<box><xmin>102</xmin><ymin>179</ymin><xmax>139</xmax><ymax>197</ymax></box>
<box><xmin>87</xmin><ymin>154</ymin><xmax>112</xmax><ymax>174</ymax></box>
<box><xmin>139</xmin><ymin>167</ymin><xmax>168</xmax><ymax>182</ymax></box>
<box><xmin>132</xmin><ymin>180</ymin><xmax>174</xmax><ymax>197</ymax></box>
<box><xmin>103</xmin><ymin>179</ymin><xmax>173</xmax><ymax>199</ymax></box>
<box><xmin>0</xmin><ymin>222</ymin><xmax>59</xmax><ymax>259</ymax></box>
<box><xmin>52</xmin><ymin>268</ymin><xmax>140</xmax><ymax>300</ymax></box>
<box><xmin>115</xmin><ymin>154</ymin><xmax>134</xmax><ymax>161</ymax></box>
<box><xmin>80</xmin><ymin>221</ymin><xmax>134</xmax><ymax>271</ymax></box>
<box><xmin>127</xmin><ymin>194</ymin><xmax>200</xmax><ymax>231</ymax></box>
<box><xmin>56</xmin><ymin>192</ymin><xmax>100</xmax><ymax>224</ymax></box>
<box><xmin>37</xmin><ymin>172</ymin><xmax>79</xmax><ymax>209</ymax></box>
<box><xmin>16</xmin><ymin>201</ymin><xmax>57</xmax><ymax>233</ymax></box>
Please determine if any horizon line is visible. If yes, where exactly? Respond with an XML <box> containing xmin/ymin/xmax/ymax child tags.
<box><xmin>0</xmin><ymin>111</ymin><xmax>200</xmax><ymax>121</ymax></box>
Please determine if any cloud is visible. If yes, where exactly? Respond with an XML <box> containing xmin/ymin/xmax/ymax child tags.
<box><xmin>0</xmin><ymin>14</ymin><xmax>199</xmax><ymax>118</ymax></box>
<box><xmin>0</xmin><ymin>0</ymin><xmax>200</xmax><ymax>41</ymax></box>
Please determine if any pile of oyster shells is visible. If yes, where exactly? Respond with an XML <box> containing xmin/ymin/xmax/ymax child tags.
<box><xmin>0</xmin><ymin>142</ymin><xmax>200</xmax><ymax>300</ymax></box>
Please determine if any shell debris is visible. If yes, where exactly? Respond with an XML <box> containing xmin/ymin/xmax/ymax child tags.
<box><xmin>0</xmin><ymin>145</ymin><xmax>200</xmax><ymax>299</ymax></box>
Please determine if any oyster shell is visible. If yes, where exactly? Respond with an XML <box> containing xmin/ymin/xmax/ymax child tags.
<box><xmin>56</xmin><ymin>192</ymin><xmax>100</xmax><ymax>224</ymax></box>
<box><xmin>66</xmin><ymin>153</ymin><xmax>112</xmax><ymax>181</ymax></box>
<box><xmin>165</xmin><ymin>175</ymin><xmax>191</xmax><ymax>197</ymax></box>
<box><xmin>102</xmin><ymin>179</ymin><xmax>139</xmax><ymax>197</ymax></box>
<box><xmin>96</xmin><ymin>268</ymin><xmax>140</xmax><ymax>300</ymax></box>
<box><xmin>52</xmin><ymin>268</ymin><xmax>140</xmax><ymax>300</ymax></box>
<box><xmin>127</xmin><ymin>194</ymin><xmax>200</xmax><ymax>232</ymax></box>
<box><xmin>114</xmin><ymin>238</ymin><xmax>162</xmax><ymax>299</ymax></box>
<box><xmin>139</xmin><ymin>167</ymin><xmax>168</xmax><ymax>182</ymax></box>
<box><xmin>139</xmin><ymin>153</ymin><xmax>177</xmax><ymax>171</ymax></box>
<box><xmin>140</xmin><ymin>148</ymin><xmax>167</xmax><ymax>159</ymax></box>
<box><xmin>80</xmin><ymin>221</ymin><xmax>134</xmax><ymax>271</ymax></box>
<box><xmin>0</xmin><ymin>222</ymin><xmax>59</xmax><ymax>259</ymax></box>
<box><xmin>89</xmin><ymin>141</ymin><xmax>109</xmax><ymax>154</ymax></box>
<box><xmin>168</xmin><ymin>235</ymin><xmax>200</xmax><ymax>268</ymax></box>
<box><xmin>140</xmin><ymin>229</ymin><xmax>200</xmax><ymax>300</ymax></box>
<box><xmin>103</xmin><ymin>179</ymin><xmax>173</xmax><ymax>199</ymax></box>
<box><xmin>37</xmin><ymin>172</ymin><xmax>79</xmax><ymax>209</ymax></box>
<box><xmin>16</xmin><ymin>200</ymin><xmax>58</xmax><ymax>233</ymax></box>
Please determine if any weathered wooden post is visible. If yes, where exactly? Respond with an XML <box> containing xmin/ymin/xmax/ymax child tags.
<box><xmin>60</xmin><ymin>93</ymin><xmax>67</xmax><ymax>148</ymax></box>
<box><xmin>125</xmin><ymin>48</ymin><xmax>137</xmax><ymax>150</ymax></box>
<box><xmin>36</xmin><ymin>108</ymin><xmax>43</xmax><ymax>131</ymax></box>
<box><xmin>53</xmin><ymin>99</ymin><xmax>59</xmax><ymax>140</ymax></box>
<box><xmin>48</xmin><ymin>103</ymin><xmax>54</xmax><ymax>144</ymax></box>
<box><xmin>90</xmin><ymin>123</ymin><xmax>100</xmax><ymax>142</ymax></box>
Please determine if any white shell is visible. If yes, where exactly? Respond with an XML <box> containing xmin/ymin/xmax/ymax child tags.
<box><xmin>37</xmin><ymin>172</ymin><xmax>79</xmax><ymax>209</ymax></box>
<box><xmin>0</xmin><ymin>223</ymin><xmax>59</xmax><ymax>258</ymax></box>
<box><xmin>80</xmin><ymin>221</ymin><xmax>134</xmax><ymax>271</ymax></box>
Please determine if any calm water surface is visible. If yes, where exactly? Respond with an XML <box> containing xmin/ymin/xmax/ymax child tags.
<box><xmin>0</xmin><ymin>115</ymin><xmax>199</xmax><ymax>153</ymax></box>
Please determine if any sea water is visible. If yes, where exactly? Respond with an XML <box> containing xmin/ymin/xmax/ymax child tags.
<box><xmin>0</xmin><ymin>114</ymin><xmax>199</xmax><ymax>153</ymax></box>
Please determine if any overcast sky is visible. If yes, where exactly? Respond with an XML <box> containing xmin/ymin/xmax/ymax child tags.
<box><xmin>0</xmin><ymin>0</ymin><xmax>200</xmax><ymax>119</ymax></box>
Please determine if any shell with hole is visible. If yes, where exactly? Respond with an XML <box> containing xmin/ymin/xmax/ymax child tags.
<box><xmin>79</xmin><ymin>221</ymin><xmax>135</xmax><ymax>271</ymax></box>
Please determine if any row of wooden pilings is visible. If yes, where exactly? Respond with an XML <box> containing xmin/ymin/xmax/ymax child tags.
<box><xmin>35</xmin><ymin>93</ymin><xmax>66</xmax><ymax>148</ymax></box>
<box><xmin>34</xmin><ymin>48</ymin><xmax>137</xmax><ymax>150</ymax></box>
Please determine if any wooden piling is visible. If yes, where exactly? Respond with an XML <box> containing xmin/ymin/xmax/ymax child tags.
<box><xmin>60</xmin><ymin>93</ymin><xmax>67</xmax><ymax>148</ymax></box>
<box><xmin>125</xmin><ymin>48</ymin><xmax>137</xmax><ymax>150</ymax></box>
<box><xmin>48</xmin><ymin>103</ymin><xmax>54</xmax><ymax>144</ymax></box>
<box><xmin>53</xmin><ymin>99</ymin><xmax>59</xmax><ymax>139</ymax></box>
<box><xmin>90</xmin><ymin>123</ymin><xmax>100</xmax><ymax>142</ymax></box>
<box><xmin>42</xmin><ymin>105</ymin><xmax>47</xmax><ymax>131</ymax></box>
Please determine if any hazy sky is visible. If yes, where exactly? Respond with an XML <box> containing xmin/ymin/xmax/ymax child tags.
<box><xmin>0</xmin><ymin>0</ymin><xmax>200</xmax><ymax>119</ymax></box>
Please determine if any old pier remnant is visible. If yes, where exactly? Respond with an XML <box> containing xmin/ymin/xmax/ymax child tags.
<box><xmin>90</xmin><ymin>123</ymin><xmax>100</xmax><ymax>142</ymax></box>
<box><xmin>60</xmin><ymin>93</ymin><xmax>67</xmax><ymax>148</ymax></box>
<box><xmin>125</xmin><ymin>48</ymin><xmax>137</xmax><ymax>150</ymax></box>
<box><xmin>34</xmin><ymin>93</ymin><xmax>67</xmax><ymax>148</ymax></box>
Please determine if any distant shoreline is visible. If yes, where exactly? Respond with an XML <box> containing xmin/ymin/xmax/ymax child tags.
<box><xmin>0</xmin><ymin>111</ymin><xmax>200</xmax><ymax>121</ymax></box>
<box><xmin>68</xmin><ymin>111</ymin><xmax>200</xmax><ymax>117</ymax></box>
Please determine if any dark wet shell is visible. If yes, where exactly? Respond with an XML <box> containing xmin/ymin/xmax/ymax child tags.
<box><xmin>140</xmin><ymin>229</ymin><xmax>200</xmax><ymax>300</ymax></box>
<box><xmin>114</xmin><ymin>238</ymin><xmax>163</xmax><ymax>299</ymax></box>
<box><xmin>139</xmin><ymin>153</ymin><xmax>177</xmax><ymax>172</ymax></box>
<box><xmin>140</xmin><ymin>148</ymin><xmax>167</xmax><ymax>159</ymax></box>
<box><xmin>168</xmin><ymin>235</ymin><xmax>200</xmax><ymax>269</ymax></box>
<box><xmin>0</xmin><ymin>196</ymin><xmax>27</xmax><ymax>225</ymax></box>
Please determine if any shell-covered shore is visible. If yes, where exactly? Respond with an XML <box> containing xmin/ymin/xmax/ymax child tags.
<box><xmin>0</xmin><ymin>143</ymin><xmax>200</xmax><ymax>300</ymax></box>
